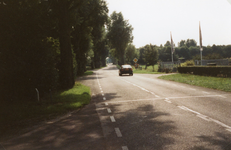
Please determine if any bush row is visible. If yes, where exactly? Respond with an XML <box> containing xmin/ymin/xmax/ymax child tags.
<box><xmin>178</xmin><ymin>66</ymin><xmax>231</xmax><ymax>77</ymax></box>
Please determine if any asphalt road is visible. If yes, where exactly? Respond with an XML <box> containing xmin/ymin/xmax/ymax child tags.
<box><xmin>88</xmin><ymin>64</ymin><xmax>231</xmax><ymax>150</ymax></box>
<box><xmin>2</xmin><ymin>64</ymin><xmax>231</xmax><ymax>150</ymax></box>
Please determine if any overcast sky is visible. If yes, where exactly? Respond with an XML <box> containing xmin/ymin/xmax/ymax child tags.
<box><xmin>105</xmin><ymin>0</ymin><xmax>231</xmax><ymax>48</ymax></box>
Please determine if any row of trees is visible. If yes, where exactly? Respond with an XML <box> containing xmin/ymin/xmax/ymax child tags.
<box><xmin>0</xmin><ymin>0</ymin><xmax>111</xmax><ymax>102</ymax></box>
<box><xmin>136</xmin><ymin>39</ymin><xmax>231</xmax><ymax>65</ymax></box>
<box><xmin>110</xmin><ymin>38</ymin><xmax>230</xmax><ymax>69</ymax></box>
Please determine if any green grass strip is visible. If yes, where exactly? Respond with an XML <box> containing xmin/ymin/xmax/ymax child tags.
<box><xmin>0</xmin><ymin>82</ymin><xmax>91</xmax><ymax>138</ymax></box>
<box><xmin>158</xmin><ymin>74</ymin><xmax>231</xmax><ymax>92</ymax></box>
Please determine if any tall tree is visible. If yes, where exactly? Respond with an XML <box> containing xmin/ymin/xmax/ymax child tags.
<box><xmin>185</xmin><ymin>39</ymin><xmax>197</xmax><ymax>47</ymax></box>
<box><xmin>107</xmin><ymin>11</ymin><xmax>133</xmax><ymax>65</ymax></box>
<box><xmin>51</xmin><ymin>0</ymin><xmax>86</xmax><ymax>89</ymax></box>
<box><xmin>90</xmin><ymin>0</ymin><xmax>109</xmax><ymax>68</ymax></box>
<box><xmin>143</xmin><ymin>44</ymin><xmax>158</xmax><ymax>71</ymax></box>
<box><xmin>125</xmin><ymin>44</ymin><xmax>138</xmax><ymax>64</ymax></box>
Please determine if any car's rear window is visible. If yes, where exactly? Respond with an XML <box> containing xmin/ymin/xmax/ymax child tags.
<box><xmin>122</xmin><ymin>65</ymin><xmax>132</xmax><ymax>68</ymax></box>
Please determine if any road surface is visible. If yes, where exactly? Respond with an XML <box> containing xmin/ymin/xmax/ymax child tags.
<box><xmin>2</xmin><ymin>64</ymin><xmax>231</xmax><ymax>150</ymax></box>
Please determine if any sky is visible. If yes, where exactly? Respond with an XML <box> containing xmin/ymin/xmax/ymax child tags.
<box><xmin>105</xmin><ymin>0</ymin><xmax>231</xmax><ymax>48</ymax></box>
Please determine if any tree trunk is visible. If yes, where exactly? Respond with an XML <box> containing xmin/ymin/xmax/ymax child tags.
<box><xmin>58</xmin><ymin>2</ymin><xmax>74</xmax><ymax>89</ymax></box>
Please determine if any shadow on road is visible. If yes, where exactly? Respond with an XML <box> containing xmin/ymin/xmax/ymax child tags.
<box><xmin>2</xmin><ymin>101</ymin><xmax>106</xmax><ymax>150</ymax></box>
<box><xmin>191</xmin><ymin>132</ymin><xmax>231</xmax><ymax>150</ymax></box>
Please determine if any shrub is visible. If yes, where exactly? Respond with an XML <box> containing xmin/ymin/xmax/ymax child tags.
<box><xmin>181</xmin><ymin>60</ymin><xmax>195</xmax><ymax>67</ymax></box>
<box><xmin>178</xmin><ymin>66</ymin><xmax>231</xmax><ymax>77</ymax></box>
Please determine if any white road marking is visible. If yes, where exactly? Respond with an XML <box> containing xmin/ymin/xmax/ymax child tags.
<box><xmin>122</xmin><ymin>146</ymin><xmax>129</xmax><ymax>150</ymax></box>
<box><xmin>110</xmin><ymin>116</ymin><xmax>116</xmax><ymax>122</ymax></box>
<box><xmin>209</xmin><ymin>118</ymin><xmax>231</xmax><ymax>129</ymax></box>
<box><xmin>167</xmin><ymin>95</ymin><xmax>224</xmax><ymax>99</ymax></box>
<box><xmin>107</xmin><ymin>98</ymin><xmax>162</xmax><ymax>104</ymax></box>
<box><xmin>165</xmin><ymin>98</ymin><xmax>172</xmax><ymax>103</ymax></box>
<box><xmin>141</xmin><ymin>88</ymin><xmax>146</xmax><ymax>91</ymax></box>
<box><xmin>197</xmin><ymin>114</ymin><xmax>210</xmax><ymax>121</ymax></box>
<box><xmin>102</xmin><ymin>94</ymin><xmax>104</xmax><ymax>96</ymax></box>
<box><xmin>178</xmin><ymin>106</ymin><xmax>231</xmax><ymax>131</ymax></box>
<box><xmin>226</xmin><ymin>128</ymin><xmax>231</xmax><ymax>132</ymax></box>
<box><xmin>115</xmin><ymin>128</ymin><xmax>122</xmax><ymax>137</ymax></box>
<box><xmin>202</xmin><ymin>91</ymin><xmax>210</xmax><ymax>94</ymax></box>
<box><xmin>155</xmin><ymin>95</ymin><xmax>160</xmax><ymax>98</ymax></box>
<box><xmin>101</xmin><ymin>91</ymin><xmax>103</xmax><ymax>93</ymax></box>
<box><xmin>105</xmin><ymin>103</ymin><xmax>108</xmax><ymax>106</ymax></box>
<box><xmin>107</xmin><ymin>108</ymin><xmax>112</xmax><ymax>113</ymax></box>
<box><xmin>218</xmin><ymin>95</ymin><xmax>227</xmax><ymax>98</ymax></box>
<box><xmin>103</xmin><ymin>97</ymin><xmax>106</xmax><ymax>100</ymax></box>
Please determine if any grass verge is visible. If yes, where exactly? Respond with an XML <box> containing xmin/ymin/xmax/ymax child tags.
<box><xmin>0</xmin><ymin>81</ymin><xmax>91</xmax><ymax>139</ymax></box>
<box><xmin>83</xmin><ymin>71</ymin><xmax>93</xmax><ymax>76</ymax></box>
<box><xmin>133</xmin><ymin>65</ymin><xmax>162</xmax><ymax>74</ymax></box>
<box><xmin>158</xmin><ymin>73</ymin><xmax>231</xmax><ymax>92</ymax></box>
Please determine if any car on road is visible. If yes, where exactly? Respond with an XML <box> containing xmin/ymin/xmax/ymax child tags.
<box><xmin>119</xmin><ymin>65</ymin><xmax>133</xmax><ymax>76</ymax></box>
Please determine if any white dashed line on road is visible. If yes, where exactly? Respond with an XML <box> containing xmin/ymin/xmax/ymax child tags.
<box><xmin>102</xmin><ymin>94</ymin><xmax>104</xmax><ymax>96</ymax></box>
<box><xmin>218</xmin><ymin>95</ymin><xmax>227</xmax><ymax>98</ymax></box>
<box><xmin>110</xmin><ymin>116</ymin><xmax>116</xmax><ymax>122</ymax></box>
<box><xmin>107</xmin><ymin>108</ymin><xmax>112</xmax><ymax>113</ymax></box>
<box><xmin>115</xmin><ymin>128</ymin><xmax>122</xmax><ymax>137</ymax></box>
<box><xmin>202</xmin><ymin>91</ymin><xmax>210</xmax><ymax>94</ymax></box>
<box><xmin>103</xmin><ymin>97</ymin><xmax>106</xmax><ymax>100</ymax></box>
<box><xmin>122</xmin><ymin>146</ymin><xmax>129</xmax><ymax>150</ymax></box>
<box><xmin>105</xmin><ymin>102</ymin><xmax>108</xmax><ymax>106</ymax></box>
<box><xmin>165</xmin><ymin>98</ymin><xmax>172</xmax><ymax>103</ymax></box>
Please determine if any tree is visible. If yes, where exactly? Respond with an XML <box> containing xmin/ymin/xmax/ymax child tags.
<box><xmin>143</xmin><ymin>44</ymin><xmax>158</xmax><ymax>71</ymax></box>
<box><xmin>90</xmin><ymin>0</ymin><xmax>109</xmax><ymax>68</ymax></box>
<box><xmin>164</xmin><ymin>41</ymin><xmax>171</xmax><ymax>47</ymax></box>
<box><xmin>50</xmin><ymin>0</ymin><xmax>90</xmax><ymax>89</ymax></box>
<box><xmin>178</xmin><ymin>40</ymin><xmax>186</xmax><ymax>47</ymax></box>
<box><xmin>185</xmin><ymin>39</ymin><xmax>197</xmax><ymax>47</ymax></box>
<box><xmin>107</xmin><ymin>11</ymin><xmax>133</xmax><ymax>65</ymax></box>
<box><xmin>125</xmin><ymin>44</ymin><xmax>138</xmax><ymax>64</ymax></box>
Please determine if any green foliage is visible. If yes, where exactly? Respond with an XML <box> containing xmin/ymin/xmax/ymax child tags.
<box><xmin>0</xmin><ymin>82</ymin><xmax>91</xmax><ymax>138</ymax></box>
<box><xmin>181</xmin><ymin>60</ymin><xmax>195</xmax><ymax>67</ymax></box>
<box><xmin>178</xmin><ymin>66</ymin><xmax>231</xmax><ymax>77</ymax></box>
<box><xmin>125</xmin><ymin>44</ymin><xmax>139</xmax><ymax>64</ymax></box>
<box><xmin>159</xmin><ymin>74</ymin><xmax>231</xmax><ymax>92</ymax></box>
<box><xmin>107</xmin><ymin>11</ymin><xmax>133</xmax><ymax>65</ymax></box>
<box><xmin>0</xmin><ymin>0</ymin><xmax>109</xmax><ymax>102</ymax></box>
<box><xmin>143</xmin><ymin>44</ymin><xmax>159</xmax><ymax>71</ymax></box>
<box><xmin>132</xmin><ymin>65</ymin><xmax>161</xmax><ymax>74</ymax></box>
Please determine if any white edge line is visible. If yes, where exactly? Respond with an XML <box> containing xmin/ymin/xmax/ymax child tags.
<box><xmin>226</xmin><ymin>129</ymin><xmax>231</xmax><ymax>132</ymax></box>
<box><xmin>105</xmin><ymin>103</ymin><xmax>108</xmax><ymax>106</ymax></box>
<box><xmin>168</xmin><ymin>95</ymin><xmax>223</xmax><ymax>99</ymax></box>
<box><xmin>218</xmin><ymin>95</ymin><xmax>227</xmax><ymax>98</ymax></box>
<box><xmin>197</xmin><ymin>114</ymin><xmax>210</xmax><ymax>121</ymax></box>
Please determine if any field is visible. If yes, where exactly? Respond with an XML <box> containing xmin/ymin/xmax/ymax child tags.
<box><xmin>159</xmin><ymin>74</ymin><xmax>231</xmax><ymax>92</ymax></box>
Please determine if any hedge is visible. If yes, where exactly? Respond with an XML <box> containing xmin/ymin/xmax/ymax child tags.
<box><xmin>178</xmin><ymin>66</ymin><xmax>231</xmax><ymax>77</ymax></box>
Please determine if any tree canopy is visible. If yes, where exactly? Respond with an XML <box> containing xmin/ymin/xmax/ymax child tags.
<box><xmin>107</xmin><ymin>11</ymin><xmax>133</xmax><ymax>65</ymax></box>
